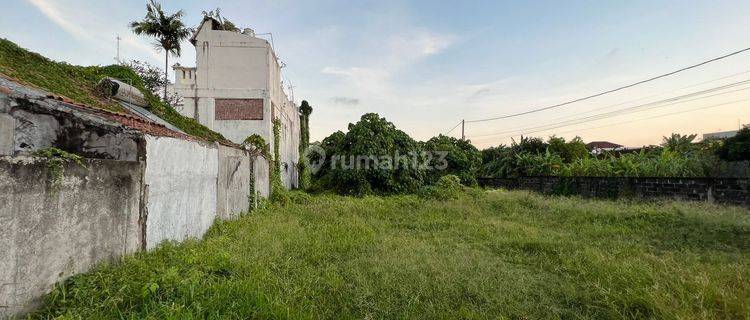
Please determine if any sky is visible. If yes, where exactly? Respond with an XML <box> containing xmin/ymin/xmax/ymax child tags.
<box><xmin>2</xmin><ymin>0</ymin><xmax>750</xmax><ymax>148</ymax></box>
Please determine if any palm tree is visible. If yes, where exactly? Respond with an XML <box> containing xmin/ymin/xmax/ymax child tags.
<box><xmin>130</xmin><ymin>0</ymin><xmax>192</xmax><ymax>100</ymax></box>
<box><xmin>661</xmin><ymin>133</ymin><xmax>697</xmax><ymax>152</ymax></box>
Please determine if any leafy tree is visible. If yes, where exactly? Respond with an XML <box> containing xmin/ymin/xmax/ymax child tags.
<box><xmin>716</xmin><ymin>127</ymin><xmax>750</xmax><ymax>161</ymax></box>
<box><xmin>512</xmin><ymin>136</ymin><xmax>547</xmax><ymax>154</ymax></box>
<box><xmin>201</xmin><ymin>8</ymin><xmax>240</xmax><ymax>31</ymax></box>
<box><xmin>547</xmin><ymin>136</ymin><xmax>588</xmax><ymax>163</ymax></box>
<box><xmin>130</xmin><ymin>0</ymin><xmax>192</xmax><ymax>100</ymax></box>
<box><xmin>125</xmin><ymin>60</ymin><xmax>181</xmax><ymax>108</ymax></box>
<box><xmin>423</xmin><ymin>135</ymin><xmax>482</xmax><ymax>185</ymax></box>
<box><xmin>298</xmin><ymin>100</ymin><xmax>313</xmax><ymax>189</ymax></box>
<box><xmin>661</xmin><ymin>133</ymin><xmax>697</xmax><ymax>153</ymax></box>
<box><xmin>312</xmin><ymin>113</ymin><xmax>426</xmax><ymax>195</ymax></box>
<box><xmin>299</xmin><ymin>100</ymin><xmax>313</xmax><ymax>152</ymax></box>
<box><xmin>242</xmin><ymin>134</ymin><xmax>269</xmax><ymax>157</ymax></box>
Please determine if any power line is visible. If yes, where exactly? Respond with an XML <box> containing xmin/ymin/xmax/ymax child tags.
<box><xmin>468</xmin><ymin>79</ymin><xmax>750</xmax><ymax>138</ymax></box>
<box><xmin>465</xmin><ymin>46</ymin><xmax>750</xmax><ymax>123</ymax></box>
<box><xmin>472</xmin><ymin>97</ymin><xmax>750</xmax><ymax>143</ymax></box>
<box><xmin>444</xmin><ymin>120</ymin><xmax>463</xmax><ymax>135</ymax></box>
<box><xmin>529</xmin><ymin>68</ymin><xmax>750</xmax><ymax>125</ymax></box>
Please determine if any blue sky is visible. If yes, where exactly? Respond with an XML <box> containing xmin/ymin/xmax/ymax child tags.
<box><xmin>3</xmin><ymin>0</ymin><xmax>750</xmax><ymax>147</ymax></box>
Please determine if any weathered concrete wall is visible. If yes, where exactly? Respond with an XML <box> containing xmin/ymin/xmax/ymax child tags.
<box><xmin>0</xmin><ymin>81</ymin><xmax>142</xmax><ymax>160</ymax></box>
<box><xmin>217</xmin><ymin>145</ymin><xmax>252</xmax><ymax>219</ymax></box>
<box><xmin>0</xmin><ymin>157</ymin><xmax>143</xmax><ymax>317</ymax></box>
<box><xmin>143</xmin><ymin>135</ymin><xmax>218</xmax><ymax>249</ymax></box>
<box><xmin>254</xmin><ymin>154</ymin><xmax>270</xmax><ymax>198</ymax></box>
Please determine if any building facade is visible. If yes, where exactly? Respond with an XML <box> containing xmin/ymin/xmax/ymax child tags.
<box><xmin>171</xmin><ymin>17</ymin><xmax>300</xmax><ymax>188</ymax></box>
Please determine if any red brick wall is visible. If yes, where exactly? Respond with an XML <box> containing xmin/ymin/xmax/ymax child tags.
<box><xmin>215</xmin><ymin>98</ymin><xmax>264</xmax><ymax>120</ymax></box>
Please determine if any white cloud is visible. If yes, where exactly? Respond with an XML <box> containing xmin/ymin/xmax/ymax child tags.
<box><xmin>26</xmin><ymin>0</ymin><xmax>162</xmax><ymax>63</ymax></box>
<box><xmin>26</xmin><ymin>0</ymin><xmax>93</xmax><ymax>42</ymax></box>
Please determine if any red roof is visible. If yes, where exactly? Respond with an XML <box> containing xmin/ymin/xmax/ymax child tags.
<box><xmin>586</xmin><ymin>141</ymin><xmax>623</xmax><ymax>149</ymax></box>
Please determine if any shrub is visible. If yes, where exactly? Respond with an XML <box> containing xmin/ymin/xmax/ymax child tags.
<box><xmin>288</xmin><ymin>190</ymin><xmax>314</xmax><ymax>204</ymax></box>
<box><xmin>423</xmin><ymin>135</ymin><xmax>482</xmax><ymax>186</ymax></box>
<box><xmin>547</xmin><ymin>136</ymin><xmax>588</xmax><ymax>163</ymax></box>
<box><xmin>716</xmin><ymin>127</ymin><xmax>750</xmax><ymax>161</ymax></box>
<box><xmin>482</xmin><ymin>137</ymin><xmax>710</xmax><ymax>178</ymax></box>
<box><xmin>243</xmin><ymin>134</ymin><xmax>268</xmax><ymax>157</ymax></box>
<box><xmin>418</xmin><ymin>174</ymin><xmax>464</xmax><ymax>200</ymax></box>
<box><xmin>312</xmin><ymin>113</ymin><xmax>426</xmax><ymax>195</ymax></box>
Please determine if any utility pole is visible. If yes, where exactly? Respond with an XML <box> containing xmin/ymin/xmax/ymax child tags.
<box><xmin>115</xmin><ymin>34</ymin><xmax>121</xmax><ymax>64</ymax></box>
<box><xmin>461</xmin><ymin>119</ymin><xmax>465</xmax><ymax>140</ymax></box>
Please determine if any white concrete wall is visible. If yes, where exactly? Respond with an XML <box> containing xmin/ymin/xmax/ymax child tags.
<box><xmin>254</xmin><ymin>154</ymin><xmax>270</xmax><ymax>198</ymax></box>
<box><xmin>217</xmin><ymin>145</ymin><xmax>252</xmax><ymax>219</ymax></box>
<box><xmin>172</xmin><ymin>19</ymin><xmax>300</xmax><ymax>189</ymax></box>
<box><xmin>0</xmin><ymin>157</ymin><xmax>142</xmax><ymax>317</ymax></box>
<box><xmin>144</xmin><ymin>135</ymin><xmax>218</xmax><ymax>249</ymax></box>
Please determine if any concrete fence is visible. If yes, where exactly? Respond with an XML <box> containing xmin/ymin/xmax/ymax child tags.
<box><xmin>477</xmin><ymin>176</ymin><xmax>750</xmax><ymax>207</ymax></box>
<box><xmin>0</xmin><ymin>142</ymin><xmax>267</xmax><ymax>317</ymax></box>
<box><xmin>0</xmin><ymin>157</ymin><xmax>143</xmax><ymax>316</ymax></box>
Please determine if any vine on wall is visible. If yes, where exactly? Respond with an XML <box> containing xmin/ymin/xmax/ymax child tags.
<box><xmin>270</xmin><ymin>118</ymin><xmax>289</xmax><ymax>204</ymax></box>
<box><xmin>33</xmin><ymin>147</ymin><xmax>86</xmax><ymax>192</ymax></box>
<box><xmin>298</xmin><ymin>100</ymin><xmax>313</xmax><ymax>189</ymax></box>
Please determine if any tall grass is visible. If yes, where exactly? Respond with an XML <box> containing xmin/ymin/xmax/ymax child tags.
<box><xmin>30</xmin><ymin>191</ymin><xmax>750</xmax><ymax>319</ymax></box>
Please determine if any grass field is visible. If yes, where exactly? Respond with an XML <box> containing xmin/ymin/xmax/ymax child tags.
<box><xmin>30</xmin><ymin>190</ymin><xmax>750</xmax><ymax>319</ymax></box>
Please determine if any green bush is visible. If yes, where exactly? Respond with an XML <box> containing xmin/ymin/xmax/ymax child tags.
<box><xmin>312</xmin><ymin>113</ymin><xmax>426</xmax><ymax>195</ymax></box>
<box><xmin>418</xmin><ymin>174</ymin><xmax>464</xmax><ymax>200</ymax></box>
<box><xmin>242</xmin><ymin>134</ymin><xmax>268</xmax><ymax>157</ymax></box>
<box><xmin>716</xmin><ymin>127</ymin><xmax>750</xmax><ymax>161</ymax></box>
<box><xmin>288</xmin><ymin>190</ymin><xmax>314</xmax><ymax>204</ymax></box>
<box><xmin>482</xmin><ymin>135</ymin><xmax>712</xmax><ymax>178</ymax></box>
<box><xmin>423</xmin><ymin>135</ymin><xmax>482</xmax><ymax>186</ymax></box>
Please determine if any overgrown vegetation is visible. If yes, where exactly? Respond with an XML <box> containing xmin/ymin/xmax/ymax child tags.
<box><xmin>479</xmin><ymin>134</ymin><xmax>744</xmax><ymax>178</ymax></box>
<box><xmin>30</xmin><ymin>191</ymin><xmax>750</xmax><ymax>319</ymax></box>
<box><xmin>311</xmin><ymin>113</ymin><xmax>426</xmax><ymax>195</ymax></box>
<box><xmin>125</xmin><ymin>60</ymin><xmax>181</xmax><ymax>108</ymax></box>
<box><xmin>201</xmin><ymin>8</ymin><xmax>240</xmax><ymax>32</ymax></box>
<box><xmin>242</xmin><ymin>134</ymin><xmax>268</xmax><ymax>158</ymax></box>
<box><xmin>0</xmin><ymin>38</ymin><xmax>228</xmax><ymax>143</ymax></box>
<box><xmin>716</xmin><ymin>126</ymin><xmax>750</xmax><ymax>161</ymax></box>
<box><xmin>298</xmin><ymin>100</ymin><xmax>313</xmax><ymax>190</ymax></box>
<box><xmin>423</xmin><ymin>134</ymin><xmax>482</xmax><ymax>186</ymax></box>
<box><xmin>33</xmin><ymin>147</ymin><xmax>85</xmax><ymax>191</ymax></box>
<box><xmin>269</xmin><ymin>118</ymin><xmax>289</xmax><ymax>204</ymax></box>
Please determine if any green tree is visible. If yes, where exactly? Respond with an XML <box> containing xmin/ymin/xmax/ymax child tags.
<box><xmin>125</xmin><ymin>60</ymin><xmax>181</xmax><ymax>107</ymax></box>
<box><xmin>716</xmin><ymin>127</ymin><xmax>750</xmax><ymax>161</ymax></box>
<box><xmin>547</xmin><ymin>136</ymin><xmax>588</xmax><ymax>163</ymax></box>
<box><xmin>201</xmin><ymin>8</ymin><xmax>240</xmax><ymax>31</ymax></box>
<box><xmin>130</xmin><ymin>0</ymin><xmax>192</xmax><ymax>100</ymax></box>
<box><xmin>312</xmin><ymin>113</ymin><xmax>426</xmax><ymax>195</ymax></box>
<box><xmin>423</xmin><ymin>135</ymin><xmax>482</xmax><ymax>185</ymax></box>
<box><xmin>661</xmin><ymin>133</ymin><xmax>697</xmax><ymax>153</ymax></box>
<box><xmin>298</xmin><ymin>100</ymin><xmax>313</xmax><ymax>189</ymax></box>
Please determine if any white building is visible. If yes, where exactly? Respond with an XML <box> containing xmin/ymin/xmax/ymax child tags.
<box><xmin>702</xmin><ymin>130</ymin><xmax>738</xmax><ymax>141</ymax></box>
<box><xmin>172</xmin><ymin>17</ymin><xmax>300</xmax><ymax>188</ymax></box>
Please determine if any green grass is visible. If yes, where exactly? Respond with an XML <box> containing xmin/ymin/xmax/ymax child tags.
<box><xmin>0</xmin><ymin>38</ymin><xmax>227</xmax><ymax>143</ymax></box>
<box><xmin>29</xmin><ymin>190</ymin><xmax>750</xmax><ymax>319</ymax></box>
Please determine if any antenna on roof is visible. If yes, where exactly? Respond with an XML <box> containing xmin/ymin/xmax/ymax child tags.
<box><xmin>287</xmin><ymin>80</ymin><xmax>296</xmax><ymax>104</ymax></box>
<box><xmin>114</xmin><ymin>34</ymin><xmax>122</xmax><ymax>64</ymax></box>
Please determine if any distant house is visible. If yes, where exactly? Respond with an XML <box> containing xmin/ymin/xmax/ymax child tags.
<box><xmin>171</xmin><ymin>16</ymin><xmax>300</xmax><ymax>189</ymax></box>
<box><xmin>585</xmin><ymin>141</ymin><xmax>623</xmax><ymax>154</ymax></box>
<box><xmin>702</xmin><ymin>130</ymin><xmax>738</xmax><ymax>141</ymax></box>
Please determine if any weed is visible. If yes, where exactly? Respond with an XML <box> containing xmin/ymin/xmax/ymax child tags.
<box><xmin>30</xmin><ymin>191</ymin><xmax>750</xmax><ymax>319</ymax></box>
